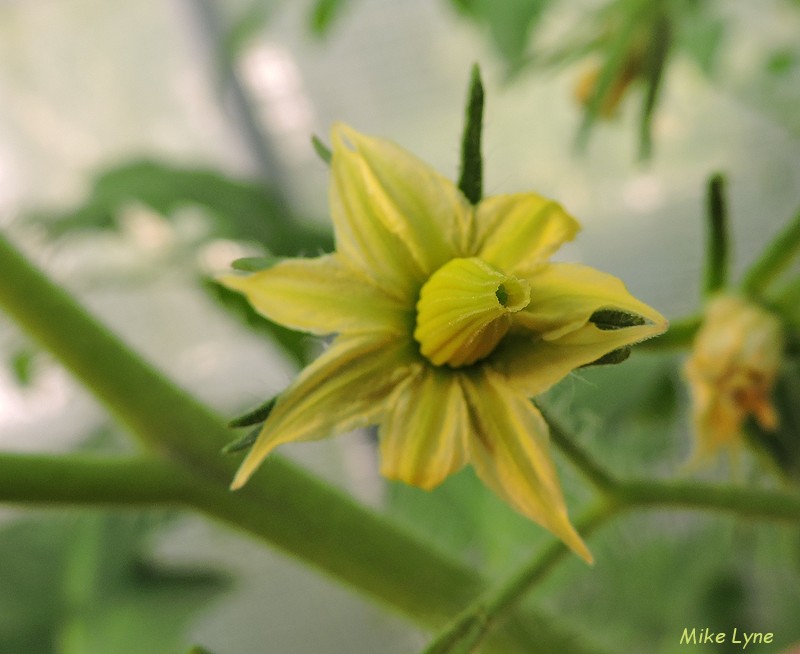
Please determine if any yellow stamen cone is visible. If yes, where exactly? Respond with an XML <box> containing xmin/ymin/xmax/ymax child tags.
<box><xmin>414</xmin><ymin>257</ymin><xmax>530</xmax><ymax>367</ymax></box>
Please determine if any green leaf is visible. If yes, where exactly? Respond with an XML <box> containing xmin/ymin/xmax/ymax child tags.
<box><xmin>678</xmin><ymin>7</ymin><xmax>725</xmax><ymax>76</ymax></box>
<box><xmin>309</xmin><ymin>0</ymin><xmax>350</xmax><ymax>35</ymax></box>
<box><xmin>638</xmin><ymin>11</ymin><xmax>672</xmax><ymax>160</ymax></box>
<box><xmin>450</xmin><ymin>0</ymin><xmax>551</xmax><ymax>67</ymax></box>
<box><xmin>33</xmin><ymin>159</ymin><xmax>333</xmax><ymax>256</ymax></box>
<box><xmin>0</xmin><ymin>512</ymin><xmax>230</xmax><ymax>654</ymax></box>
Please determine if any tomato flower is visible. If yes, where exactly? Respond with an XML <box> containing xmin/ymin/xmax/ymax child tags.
<box><xmin>222</xmin><ymin>124</ymin><xmax>667</xmax><ymax>561</ymax></box>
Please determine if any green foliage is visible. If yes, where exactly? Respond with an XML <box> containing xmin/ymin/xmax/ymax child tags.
<box><xmin>33</xmin><ymin>159</ymin><xmax>333</xmax><ymax>257</ymax></box>
<box><xmin>449</xmin><ymin>0</ymin><xmax>551</xmax><ymax>68</ymax></box>
<box><xmin>309</xmin><ymin>0</ymin><xmax>351</xmax><ymax>35</ymax></box>
<box><xmin>749</xmin><ymin>358</ymin><xmax>800</xmax><ymax>481</ymax></box>
<box><xmin>9</xmin><ymin>346</ymin><xmax>38</xmax><ymax>387</ymax></box>
<box><xmin>0</xmin><ymin>513</ymin><xmax>229</xmax><ymax>654</ymax></box>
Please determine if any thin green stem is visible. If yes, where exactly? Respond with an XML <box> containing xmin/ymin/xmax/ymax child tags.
<box><xmin>543</xmin><ymin>409</ymin><xmax>618</xmax><ymax>493</ymax></box>
<box><xmin>741</xmin><ymin>207</ymin><xmax>800</xmax><ymax>295</ymax></box>
<box><xmin>703</xmin><ymin>173</ymin><xmax>729</xmax><ymax>296</ymax></box>
<box><xmin>616</xmin><ymin>478</ymin><xmax>800</xmax><ymax>521</ymax></box>
<box><xmin>421</xmin><ymin>503</ymin><xmax>618</xmax><ymax>654</ymax></box>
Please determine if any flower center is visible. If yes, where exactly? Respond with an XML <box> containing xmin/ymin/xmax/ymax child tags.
<box><xmin>414</xmin><ymin>257</ymin><xmax>530</xmax><ymax>367</ymax></box>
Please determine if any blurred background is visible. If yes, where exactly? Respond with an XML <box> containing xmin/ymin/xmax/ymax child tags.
<box><xmin>1</xmin><ymin>0</ymin><xmax>799</xmax><ymax>652</ymax></box>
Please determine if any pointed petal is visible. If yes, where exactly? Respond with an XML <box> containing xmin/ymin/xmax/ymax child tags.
<box><xmin>232</xmin><ymin>334</ymin><xmax>419</xmax><ymax>488</ymax></box>
<box><xmin>379</xmin><ymin>367</ymin><xmax>468</xmax><ymax>490</ymax></box>
<box><xmin>330</xmin><ymin>123</ymin><xmax>473</xmax><ymax>299</ymax></box>
<box><xmin>515</xmin><ymin>263</ymin><xmax>668</xmax><ymax>340</ymax></box>
<box><xmin>219</xmin><ymin>254</ymin><xmax>410</xmax><ymax>336</ymax></box>
<box><xmin>460</xmin><ymin>370</ymin><xmax>592</xmax><ymax>562</ymax></box>
<box><xmin>475</xmin><ymin>193</ymin><xmax>580</xmax><ymax>273</ymax></box>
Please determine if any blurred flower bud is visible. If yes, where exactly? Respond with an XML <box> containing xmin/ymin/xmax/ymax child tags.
<box><xmin>684</xmin><ymin>294</ymin><xmax>784</xmax><ymax>458</ymax></box>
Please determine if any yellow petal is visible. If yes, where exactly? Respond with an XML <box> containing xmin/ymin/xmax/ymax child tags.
<box><xmin>330</xmin><ymin>124</ymin><xmax>473</xmax><ymax>300</ymax></box>
<box><xmin>475</xmin><ymin>193</ymin><xmax>580</xmax><ymax>273</ymax></box>
<box><xmin>515</xmin><ymin>263</ymin><xmax>667</xmax><ymax>341</ymax></box>
<box><xmin>231</xmin><ymin>334</ymin><xmax>419</xmax><ymax>489</ymax></box>
<box><xmin>219</xmin><ymin>254</ymin><xmax>410</xmax><ymax>336</ymax></box>
<box><xmin>460</xmin><ymin>370</ymin><xmax>592</xmax><ymax>563</ymax></box>
<box><xmin>379</xmin><ymin>367</ymin><xmax>469</xmax><ymax>490</ymax></box>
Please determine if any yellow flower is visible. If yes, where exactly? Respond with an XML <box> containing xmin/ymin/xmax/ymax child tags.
<box><xmin>222</xmin><ymin>124</ymin><xmax>667</xmax><ymax>562</ymax></box>
<box><xmin>685</xmin><ymin>294</ymin><xmax>784</xmax><ymax>458</ymax></box>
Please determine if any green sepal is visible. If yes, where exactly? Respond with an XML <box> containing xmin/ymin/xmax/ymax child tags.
<box><xmin>231</xmin><ymin>255</ymin><xmax>281</xmax><ymax>272</ymax></box>
<box><xmin>457</xmin><ymin>64</ymin><xmax>485</xmax><ymax>205</ymax></box>
<box><xmin>703</xmin><ymin>173</ymin><xmax>729</xmax><ymax>296</ymax></box>
<box><xmin>228</xmin><ymin>396</ymin><xmax>277</xmax><ymax>428</ymax></box>
<box><xmin>589</xmin><ymin>309</ymin><xmax>646</xmax><ymax>330</ymax></box>
<box><xmin>312</xmin><ymin>135</ymin><xmax>333</xmax><ymax>164</ymax></box>
<box><xmin>222</xmin><ymin>425</ymin><xmax>262</xmax><ymax>455</ymax></box>
<box><xmin>581</xmin><ymin>346</ymin><xmax>632</xmax><ymax>367</ymax></box>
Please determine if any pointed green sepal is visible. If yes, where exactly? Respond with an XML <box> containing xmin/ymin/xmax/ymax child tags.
<box><xmin>222</xmin><ymin>425</ymin><xmax>262</xmax><ymax>455</ymax></box>
<box><xmin>458</xmin><ymin>64</ymin><xmax>484</xmax><ymax>205</ymax></box>
<box><xmin>703</xmin><ymin>173</ymin><xmax>729</xmax><ymax>296</ymax></box>
<box><xmin>312</xmin><ymin>134</ymin><xmax>332</xmax><ymax>164</ymax></box>
<box><xmin>589</xmin><ymin>309</ymin><xmax>646</xmax><ymax>330</ymax></box>
<box><xmin>231</xmin><ymin>255</ymin><xmax>281</xmax><ymax>272</ymax></box>
<box><xmin>228</xmin><ymin>396</ymin><xmax>277</xmax><ymax>428</ymax></box>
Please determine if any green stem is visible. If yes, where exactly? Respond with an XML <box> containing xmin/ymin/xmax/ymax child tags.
<box><xmin>703</xmin><ymin>173</ymin><xmax>729</xmax><ymax>296</ymax></box>
<box><xmin>0</xmin><ymin>453</ymin><xmax>574</xmax><ymax>654</ymax></box>
<box><xmin>616</xmin><ymin>478</ymin><xmax>800</xmax><ymax>521</ymax></box>
<box><xmin>741</xmin><ymin>207</ymin><xmax>800</xmax><ymax>295</ymax></box>
<box><xmin>543</xmin><ymin>409</ymin><xmax>618</xmax><ymax>493</ymax></box>
<box><xmin>421</xmin><ymin>504</ymin><xmax>618</xmax><ymax>654</ymax></box>
<box><xmin>420</xmin><ymin>475</ymin><xmax>800</xmax><ymax>654</ymax></box>
<box><xmin>0</xmin><ymin>233</ymin><xmax>519</xmax><ymax>647</ymax></box>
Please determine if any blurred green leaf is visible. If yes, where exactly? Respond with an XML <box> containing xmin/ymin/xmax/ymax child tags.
<box><xmin>9</xmin><ymin>347</ymin><xmax>38</xmax><ymax>387</ymax></box>
<box><xmin>222</xmin><ymin>3</ymin><xmax>272</xmax><ymax>64</ymax></box>
<box><xmin>33</xmin><ymin>159</ymin><xmax>333</xmax><ymax>256</ymax></box>
<box><xmin>748</xmin><ymin>358</ymin><xmax>800</xmax><ymax>482</ymax></box>
<box><xmin>767</xmin><ymin>48</ymin><xmax>798</xmax><ymax>75</ymax></box>
<box><xmin>677</xmin><ymin>5</ymin><xmax>725</xmax><ymax>76</ymax></box>
<box><xmin>0</xmin><ymin>512</ymin><xmax>230</xmax><ymax>654</ymax></box>
<box><xmin>309</xmin><ymin>0</ymin><xmax>351</xmax><ymax>35</ymax></box>
<box><xmin>450</xmin><ymin>0</ymin><xmax>551</xmax><ymax>67</ymax></box>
